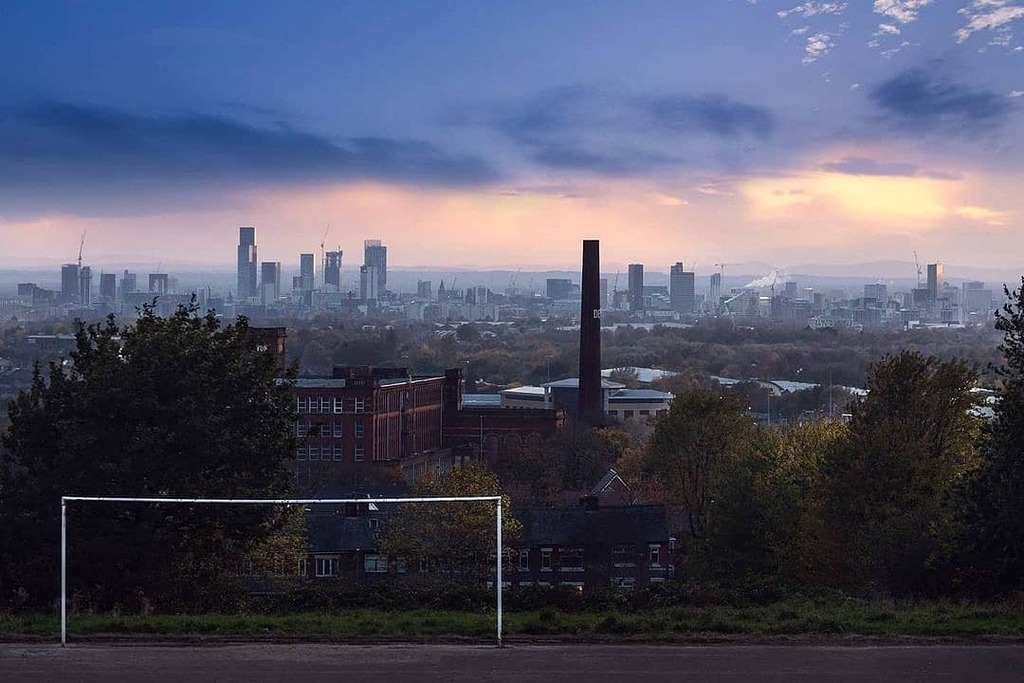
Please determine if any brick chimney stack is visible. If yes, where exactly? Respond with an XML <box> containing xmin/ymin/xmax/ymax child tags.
<box><xmin>578</xmin><ymin>239</ymin><xmax>603</xmax><ymax>426</ymax></box>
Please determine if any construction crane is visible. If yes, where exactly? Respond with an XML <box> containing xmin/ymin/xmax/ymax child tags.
<box><xmin>320</xmin><ymin>224</ymin><xmax>330</xmax><ymax>289</ymax></box>
<box><xmin>913</xmin><ymin>251</ymin><xmax>922</xmax><ymax>287</ymax></box>
<box><xmin>714</xmin><ymin>262</ymin><xmax>739</xmax><ymax>277</ymax></box>
<box><xmin>77</xmin><ymin>231</ymin><xmax>86</xmax><ymax>268</ymax></box>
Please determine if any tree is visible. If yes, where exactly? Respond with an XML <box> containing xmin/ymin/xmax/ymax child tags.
<box><xmin>381</xmin><ymin>461</ymin><xmax>519</xmax><ymax>581</ymax></box>
<box><xmin>647</xmin><ymin>388</ymin><xmax>755</xmax><ymax>544</ymax></box>
<box><xmin>965</xmin><ymin>278</ymin><xmax>1024</xmax><ymax>593</ymax></box>
<box><xmin>823</xmin><ymin>351</ymin><xmax>979</xmax><ymax>595</ymax></box>
<box><xmin>0</xmin><ymin>301</ymin><xmax>297</xmax><ymax>609</ymax></box>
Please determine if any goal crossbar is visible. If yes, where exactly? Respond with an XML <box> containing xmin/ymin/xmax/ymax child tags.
<box><xmin>60</xmin><ymin>495</ymin><xmax>504</xmax><ymax>646</ymax></box>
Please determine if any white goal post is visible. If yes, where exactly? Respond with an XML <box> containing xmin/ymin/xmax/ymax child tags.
<box><xmin>60</xmin><ymin>495</ymin><xmax>504</xmax><ymax>647</ymax></box>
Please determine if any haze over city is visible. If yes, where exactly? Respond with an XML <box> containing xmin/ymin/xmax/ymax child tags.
<box><xmin>1</xmin><ymin>1</ymin><xmax>1023</xmax><ymax>271</ymax></box>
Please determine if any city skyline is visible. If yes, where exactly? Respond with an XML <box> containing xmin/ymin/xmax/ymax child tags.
<box><xmin>1</xmin><ymin>2</ymin><xmax>1023</xmax><ymax>269</ymax></box>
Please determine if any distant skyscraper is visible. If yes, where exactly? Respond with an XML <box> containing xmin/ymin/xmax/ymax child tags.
<box><xmin>783</xmin><ymin>281</ymin><xmax>798</xmax><ymax>300</ymax></box>
<box><xmin>324</xmin><ymin>251</ymin><xmax>343</xmax><ymax>291</ymax></box>
<box><xmin>119</xmin><ymin>270</ymin><xmax>137</xmax><ymax>301</ymax></box>
<box><xmin>417</xmin><ymin>280</ymin><xmax>432</xmax><ymax>300</ymax></box>
<box><xmin>864</xmin><ymin>283</ymin><xmax>888</xmax><ymax>303</ymax></box>
<box><xmin>260</xmin><ymin>261</ymin><xmax>281</xmax><ymax>304</ymax></box>
<box><xmin>546</xmin><ymin>278</ymin><xmax>573</xmax><ymax>300</ymax></box>
<box><xmin>669</xmin><ymin>262</ymin><xmax>695</xmax><ymax>313</ymax></box>
<box><xmin>149</xmin><ymin>273</ymin><xmax>169</xmax><ymax>295</ymax></box>
<box><xmin>78</xmin><ymin>266</ymin><xmax>92</xmax><ymax>307</ymax></box>
<box><xmin>99</xmin><ymin>272</ymin><xmax>116</xmax><ymax>300</ymax></box>
<box><xmin>710</xmin><ymin>272</ymin><xmax>722</xmax><ymax>305</ymax></box>
<box><xmin>927</xmin><ymin>263</ymin><xmax>944</xmax><ymax>303</ymax></box>
<box><xmin>237</xmin><ymin>226</ymin><xmax>258</xmax><ymax>301</ymax></box>
<box><xmin>360</xmin><ymin>265</ymin><xmax>379</xmax><ymax>302</ymax></box>
<box><xmin>61</xmin><ymin>264</ymin><xmax>79</xmax><ymax>304</ymax></box>
<box><xmin>298</xmin><ymin>253</ymin><xmax>315</xmax><ymax>291</ymax></box>
<box><xmin>364</xmin><ymin>239</ymin><xmax>387</xmax><ymax>291</ymax></box>
<box><xmin>627</xmin><ymin>264</ymin><xmax>644</xmax><ymax>312</ymax></box>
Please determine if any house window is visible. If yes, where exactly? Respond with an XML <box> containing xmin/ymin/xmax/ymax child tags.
<box><xmin>639</xmin><ymin>409</ymin><xmax>650</xmax><ymax>416</ymax></box>
<box><xmin>518</xmin><ymin>549</ymin><xmax>530</xmax><ymax>572</ymax></box>
<box><xmin>333</xmin><ymin>445</ymin><xmax>344</xmax><ymax>461</ymax></box>
<box><xmin>320</xmin><ymin>397</ymin><xmax>332</xmax><ymax>413</ymax></box>
<box><xmin>657</xmin><ymin>409</ymin><xmax>667</xmax><ymax>417</ymax></box>
<box><xmin>297</xmin><ymin>558</ymin><xmax>307</xmax><ymax>576</ymax></box>
<box><xmin>395</xmin><ymin>557</ymin><xmax>407</xmax><ymax>574</ymax></box>
<box><xmin>649</xmin><ymin>544</ymin><xmax>661</xmax><ymax>567</ymax></box>
<box><xmin>364</xmin><ymin>554</ymin><xmax>388</xmax><ymax>573</ymax></box>
<box><xmin>295</xmin><ymin>445</ymin><xmax>307</xmax><ymax>460</ymax></box>
<box><xmin>308</xmin><ymin>446</ymin><xmax>320</xmax><ymax>461</ymax></box>
<box><xmin>354</xmin><ymin>444</ymin><xmax>364</xmax><ymax>462</ymax></box>
<box><xmin>354</xmin><ymin>398</ymin><xmax>365</xmax><ymax>414</ymax></box>
<box><xmin>297</xmin><ymin>396</ymin><xmax>309</xmax><ymax>413</ymax></box>
<box><xmin>561</xmin><ymin>547</ymin><xmax>584</xmax><ymax>572</ymax></box>
<box><xmin>612</xmin><ymin>545</ymin><xmax>636</xmax><ymax>567</ymax></box>
<box><xmin>623</xmin><ymin>410</ymin><xmax>634</xmax><ymax>418</ymax></box>
<box><xmin>608</xmin><ymin>410</ymin><xmax>619</xmax><ymax>417</ymax></box>
<box><xmin>296</xmin><ymin>421</ymin><xmax>309</xmax><ymax>438</ymax></box>
<box><xmin>368</xmin><ymin>518</ymin><xmax>382</xmax><ymax>531</ymax></box>
<box><xmin>540</xmin><ymin>548</ymin><xmax>552</xmax><ymax>571</ymax></box>
<box><xmin>354</xmin><ymin>421</ymin><xmax>364</xmax><ymax>438</ymax></box>
<box><xmin>315</xmin><ymin>556</ymin><xmax>338</xmax><ymax>577</ymax></box>
<box><xmin>333</xmin><ymin>398</ymin><xmax>344</xmax><ymax>414</ymax></box>
<box><xmin>332</xmin><ymin>422</ymin><xmax>343</xmax><ymax>438</ymax></box>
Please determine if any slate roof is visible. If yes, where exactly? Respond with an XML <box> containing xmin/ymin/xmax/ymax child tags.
<box><xmin>307</xmin><ymin>514</ymin><xmax>381</xmax><ymax>553</ymax></box>
<box><xmin>518</xmin><ymin>505</ymin><xmax>670</xmax><ymax>547</ymax></box>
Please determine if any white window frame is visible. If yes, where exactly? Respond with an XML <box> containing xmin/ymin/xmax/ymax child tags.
<box><xmin>354</xmin><ymin>398</ymin><xmax>365</xmax><ymax>414</ymax></box>
<box><xmin>332</xmin><ymin>422</ymin><xmax>343</xmax><ymax>438</ymax></box>
<box><xmin>297</xmin><ymin>396</ymin><xmax>309</xmax><ymax>413</ymax></box>
<box><xmin>354</xmin><ymin>444</ymin><xmax>364</xmax><ymax>462</ymax></box>
<box><xmin>649</xmin><ymin>544</ymin><xmax>661</xmax><ymax>567</ymax></box>
<box><xmin>561</xmin><ymin>547</ymin><xmax>584</xmax><ymax>572</ymax></box>
<box><xmin>333</xmin><ymin>398</ymin><xmax>344</xmax><ymax>414</ymax></box>
<box><xmin>296</xmin><ymin>445</ymin><xmax>307</xmax><ymax>461</ymax></box>
<box><xmin>364</xmin><ymin>553</ymin><xmax>388</xmax><ymax>573</ymax></box>
<box><xmin>518</xmin><ymin>548</ymin><xmax>529</xmax><ymax>572</ymax></box>
<box><xmin>332</xmin><ymin>445</ymin><xmax>344</xmax><ymax>461</ymax></box>
<box><xmin>540</xmin><ymin>547</ymin><xmax>552</xmax><ymax>572</ymax></box>
<box><xmin>297</xmin><ymin>557</ymin><xmax>307</xmax><ymax>576</ymax></box>
<box><xmin>355</xmin><ymin>422</ymin><xmax>364</xmax><ymax>438</ymax></box>
<box><xmin>308</xmin><ymin>446</ymin><xmax>319</xmax><ymax>461</ymax></box>
<box><xmin>315</xmin><ymin>556</ymin><xmax>338</xmax><ymax>577</ymax></box>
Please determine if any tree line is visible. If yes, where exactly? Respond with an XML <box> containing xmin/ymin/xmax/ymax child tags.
<box><xmin>627</xmin><ymin>280</ymin><xmax>1024</xmax><ymax>598</ymax></box>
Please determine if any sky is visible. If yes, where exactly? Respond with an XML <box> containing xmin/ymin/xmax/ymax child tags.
<box><xmin>1</xmin><ymin>1</ymin><xmax>1023</xmax><ymax>273</ymax></box>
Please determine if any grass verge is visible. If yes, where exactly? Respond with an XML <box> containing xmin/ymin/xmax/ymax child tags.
<box><xmin>3</xmin><ymin>600</ymin><xmax>1024</xmax><ymax>642</ymax></box>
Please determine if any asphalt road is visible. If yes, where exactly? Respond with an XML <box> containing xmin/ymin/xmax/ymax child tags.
<box><xmin>2</xmin><ymin>643</ymin><xmax>1023</xmax><ymax>682</ymax></box>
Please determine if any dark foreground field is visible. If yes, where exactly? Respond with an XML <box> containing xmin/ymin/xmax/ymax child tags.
<box><xmin>5</xmin><ymin>600</ymin><xmax>1024</xmax><ymax>642</ymax></box>
<box><xmin>3</xmin><ymin>643</ymin><xmax>1024</xmax><ymax>683</ymax></box>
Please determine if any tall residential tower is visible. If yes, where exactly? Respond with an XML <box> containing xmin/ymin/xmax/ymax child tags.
<box><xmin>236</xmin><ymin>227</ymin><xmax>258</xmax><ymax>301</ymax></box>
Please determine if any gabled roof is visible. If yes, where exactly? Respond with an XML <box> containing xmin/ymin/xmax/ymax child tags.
<box><xmin>518</xmin><ymin>505</ymin><xmax>670</xmax><ymax>547</ymax></box>
<box><xmin>307</xmin><ymin>514</ymin><xmax>380</xmax><ymax>553</ymax></box>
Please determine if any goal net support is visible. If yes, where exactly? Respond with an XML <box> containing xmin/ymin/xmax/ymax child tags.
<box><xmin>60</xmin><ymin>495</ymin><xmax>504</xmax><ymax>646</ymax></box>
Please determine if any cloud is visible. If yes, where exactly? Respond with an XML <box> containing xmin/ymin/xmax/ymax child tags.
<box><xmin>777</xmin><ymin>2</ymin><xmax>848</xmax><ymax>19</ymax></box>
<box><xmin>869</xmin><ymin>67</ymin><xmax>1013</xmax><ymax>133</ymax></box>
<box><xmin>803</xmin><ymin>32</ymin><xmax>837</xmax><ymax>63</ymax></box>
<box><xmin>494</xmin><ymin>87</ymin><xmax>774</xmax><ymax>175</ymax></box>
<box><xmin>954</xmin><ymin>204</ymin><xmax>1009</xmax><ymax>225</ymax></box>
<box><xmin>820</xmin><ymin>156</ymin><xmax>920</xmax><ymax>176</ymax></box>
<box><xmin>956</xmin><ymin>1</ymin><xmax>1024</xmax><ymax>44</ymax></box>
<box><xmin>0</xmin><ymin>100</ymin><xmax>500</xmax><ymax>216</ymax></box>
<box><xmin>873</xmin><ymin>0</ymin><xmax>934</xmax><ymax>25</ymax></box>
<box><xmin>644</xmin><ymin>94</ymin><xmax>774</xmax><ymax>138</ymax></box>
<box><xmin>818</xmin><ymin>155</ymin><xmax>957</xmax><ymax>179</ymax></box>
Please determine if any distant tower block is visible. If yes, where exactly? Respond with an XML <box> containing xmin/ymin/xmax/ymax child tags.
<box><xmin>578</xmin><ymin>239</ymin><xmax>603</xmax><ymax>427</ymax></box>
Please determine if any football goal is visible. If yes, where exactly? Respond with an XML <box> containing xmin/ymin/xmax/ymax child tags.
<box><xmin>60</xmin><ymin>494</ymin><xmax>505</xmax><ymax>646</ymax></box>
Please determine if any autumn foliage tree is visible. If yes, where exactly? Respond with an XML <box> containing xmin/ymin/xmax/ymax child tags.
<box><xmin>823</xmin><ymin>351</ymin><xmax>979</xmax><ymax>595</ymax></box>
<box><xmin>381</xmin><ymin>461</ymin><xmax>520</xmax><ymax>581</ymax></box>
<box><xmin>0</xmin><ymin>302</ymin><xmax>297</xmax><ymax>610</ymax></box>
